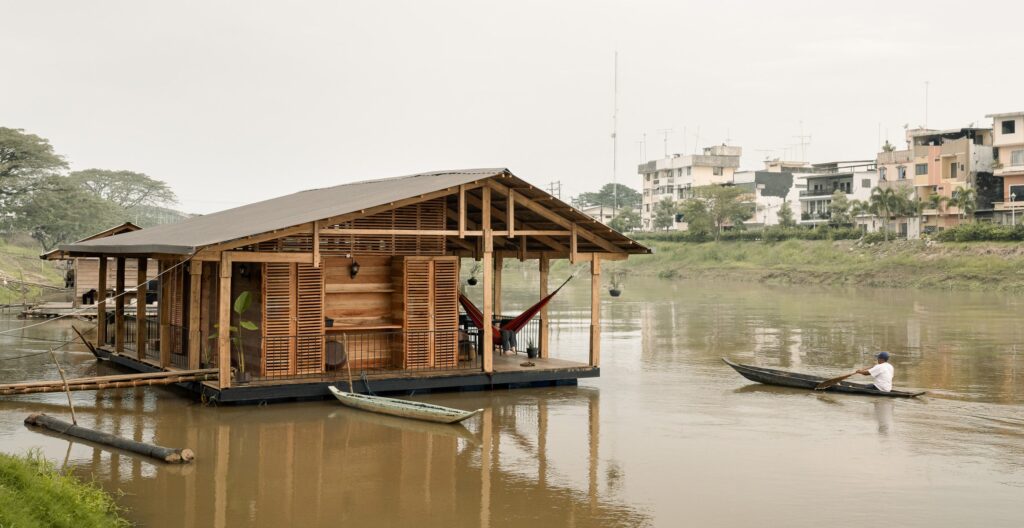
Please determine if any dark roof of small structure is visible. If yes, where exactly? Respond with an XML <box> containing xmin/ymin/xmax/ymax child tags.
<box><xmin>43</xmin><ymin>222</ymin><xmax>143</xmax><ymax>260</ymax></box>
<box><xmin>58</xmin><ymin>169</ymin><xmax>648</xmax><ymax>256</ymax></box>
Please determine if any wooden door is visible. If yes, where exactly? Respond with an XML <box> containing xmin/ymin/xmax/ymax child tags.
<box><xmin>402</xmin><ymin>256</ymin><xmax>458</xmax><ymax>369</ymax></box>
<box><xmin>262</xmin><ymin>262</ymin><xmax>324</xmax><ymax>376</ymax></box>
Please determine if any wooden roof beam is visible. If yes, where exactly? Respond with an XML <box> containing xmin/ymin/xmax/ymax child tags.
<box><xmin>462</xmin><ymin>192</ymin><xmax>570</xmax><ymax>253</ymax></box>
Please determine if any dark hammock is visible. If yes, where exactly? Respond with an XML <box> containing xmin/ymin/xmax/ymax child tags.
<box><xmin>459</xmin><ymin>276</ymin><xmax>573</xmax><ymax>344</ymax></box>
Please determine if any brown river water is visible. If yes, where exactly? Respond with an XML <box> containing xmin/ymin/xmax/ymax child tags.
<box><xmin>1</xmin><ymin>273</ymin><xmax>1022</xmax><ymax>527</ymax></box>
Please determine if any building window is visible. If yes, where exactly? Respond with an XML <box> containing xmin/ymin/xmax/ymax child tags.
<box><xmin>879</xmin><ymin>168</ymin><xmax>887</xmax><ymax>181</ymax></box>
<box><xmin>713</xmin><ymin>167</ymin><xmax>723</xmax><ymax>176</ymax></box>
<box><xmin>1012</xmin><ymin>150</ymin><xmax>1024</xmax><ymax>166</ymax></box>
<box><xmin>898</xmin><ymin>166</ymin><xmax>907</xmax><ymax>180</ymax></box>
<box><xmin>686</xmin><ymin>167</ymin><xmax>692</xmax><ymax>176</ymax></box>
<box><xmin>862</xmin><ymin>178</ymin><xmax>871</xmax><ymax>188</ymax></box>
<box><xmin>645</xmin><ymin>174</ymin><xmax>651</xmax><ymax>182</ymax></box>
<box><xmin>915</xmin><ymin>163</ymin><xmax>928</xmax><ymax>176</ymax></box>
<box><xmin>1003</xmin><ymin>120</ymin><xmax>1016</xmax><ymax>135</ymax></box>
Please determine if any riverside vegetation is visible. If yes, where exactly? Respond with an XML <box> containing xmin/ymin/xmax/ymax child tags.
<box><xmin>621</xmin><ymin>225</ymin><xmax>1024</xmax><ymax>292</ymax></box>
<box><xmin>0</xmin><ymin>451</ymin><xmax>129</xmax><ymax>527</ymax></box>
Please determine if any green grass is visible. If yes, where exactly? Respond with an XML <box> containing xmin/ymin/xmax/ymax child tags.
<box><xmin>0</xmin><ymin>450</ymin><xmax>129</xmax><ymax>528</ymax></box>
<box><xmin>0</xmin><ymin>239</ymin><xmax>65</xmax><ymax>305</ymax></box>
<box><xmin>619</xmin><ymin>239</ymin><xmax>1024</xmax><ymax>292</ymax></box>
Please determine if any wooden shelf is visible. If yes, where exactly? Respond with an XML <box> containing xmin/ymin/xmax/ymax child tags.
<box><xmin>325</xmin><ymin>284</ymin><xmax>395</xmax><ymax>294</ymax></box>
<box><xmin>326</xmin><ymin>324</ymin><xmax>402</xmax><ymax>332</ymax></box>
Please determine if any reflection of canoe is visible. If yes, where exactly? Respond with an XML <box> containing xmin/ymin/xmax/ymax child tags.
<box><xmin>328</xmin><ymin>386</ymin><xmax>484</xmax><ymax>424</ymax></box>
<box><xmin>327</xmin><ymin>409</ymin><xmax>480</xmax><ymax>444</ymax></box>
<box><xmin>723</xmin><ymin>358</ymin><xmax>926</xmax><ymax>398</ymax></box>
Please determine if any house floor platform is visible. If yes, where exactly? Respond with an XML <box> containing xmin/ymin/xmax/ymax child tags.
<box><xmin>94</xmin><ymin>347</ymin><xmax>598</xmax><ymax>404</ymax></box>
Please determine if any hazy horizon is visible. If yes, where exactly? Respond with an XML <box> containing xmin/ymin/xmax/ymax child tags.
<box><xmin>3</xmin><ymin>0</ymin><xmax>1021</xmax><ymax>214</ymax></box>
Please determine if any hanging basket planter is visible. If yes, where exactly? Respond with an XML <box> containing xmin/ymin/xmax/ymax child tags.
<box><xmin>608</xmin><ymin>288</ymin><xmax>622</xmax><ymax>297</ymax></box>
<box><xmin>467</xmin><ymin>277</ymin><xmax>478</xmax><ymax>286</ymax></box>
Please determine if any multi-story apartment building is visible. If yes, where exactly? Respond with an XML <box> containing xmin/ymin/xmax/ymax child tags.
<box><xmin>797</xmin><ymin>161</ymin><xmax>878</xmax><ymax>226</ymax></box>
<box><xmin>988</xmin><ymin>112</ymin><xmax>1024</xmax><ymax>223</ymax></box>
<box><xmin>638</xmin><ymin>145</ymin><xmax>742</xmax><ymax>230</ymax></box>
<box><xmin>874</xmin><ymin>127</ymin><xmax>995</xmax><ymax>233</ymax></box>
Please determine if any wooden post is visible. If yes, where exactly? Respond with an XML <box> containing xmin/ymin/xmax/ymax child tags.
<box><xmin>136</xmin><ymin>258</ymin><xmax>148</xmax><ymax>360</ymax></box>
<box><xmin>570</xmin><ymin>223</ymin><xmax>578</xmax><ymax>264</ymax></box>
<box><xmin>312</xmin><ymin>221</ymin><xmax>321</xmax><ymax>268</ymax></box>
<box><xmin>589</xmin><ymin>255</ymin><xmax>601</xmax><ymax>367</ymax></box>
<box><xmin>493</xmin><ymin>255</ymin><xmax>503</xmax><ymax>317</ymax></box>
<box><xmin>188</xmin><ymin>260</ymin><xmax>203</xmax><ymax>370</ymax></box>
<box><xmin>539</xmin><ymin>255</ymin><xmax>550</xmax><ymax>359</ymax></box>
<box><xmin>159</xmin><ymin>261</ymin><xmax>171</xmax><ymax>368</ymax></box>
<box><xmin>482</xmin><ymin>186</ymin><xmax>494</xmax><ymax>374</ymax></box>
<box><xmin>218</xmin><ymin>254</ymin><xmax>233</xmax><ymax>389</ymax></box>
<box><xmin>507</xmin><ymin>189</ymin><xmax>515</xmax><ymax>238</ymax></box>
<box><xmin>115</xmin><ymin>257</ymin><xmax>125</xmax><ymax>354</ymax></box>
<box><xmin>96</xmin><ymin>256</ymin><xmax>107</xmax><ymax>346</ymax></box>
<box><xmin>458</xmin><ymin>184</ymin><xmax>466</xmax><ymax>238</ymax></box>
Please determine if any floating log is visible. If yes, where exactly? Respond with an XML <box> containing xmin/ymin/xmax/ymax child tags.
<box><xmin>0</xmin><ymin>368</ymin><xmax>218</xmax><ymax>396</ymax></box>
<box><xmin>25</xmin><ymin>413</ymin><xmax>195</xmax><ymax>464</ymax></box>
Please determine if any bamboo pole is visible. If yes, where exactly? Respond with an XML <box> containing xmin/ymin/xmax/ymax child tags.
<box><xmin>47</xmin><ymin>347</ymin><xmax>77</xmax><ymax>425</ymax></box>
<box><xmin>115</xmin><ymin>257</ymin><xmax>125</xmax><ymax>353</ymax></box>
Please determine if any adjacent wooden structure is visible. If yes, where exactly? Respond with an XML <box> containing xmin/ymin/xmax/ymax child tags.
<box><xmin>55</xmin><ymin>169</ymin><xmax>648</xmax><ymax>403</ymax></box>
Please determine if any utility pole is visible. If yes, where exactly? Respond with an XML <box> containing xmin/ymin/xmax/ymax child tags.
<box><xmin>924</xmin><ymin>80</ymin><xmax>930</xmax><ymax>129</ymax></box>
<box><xmin>546</xmin><ymin>181</ymin><xmax>562</xmax><ymax>200</ymax></box>
<box><xmin>793</xmin><ymin>121</ymin><xmax>812</xmax><ymax>161</ymax></box>
<box><xmin>611</xmin><ymin>51</ymin><xmax>619</xmax><ymax>214</ymax></box>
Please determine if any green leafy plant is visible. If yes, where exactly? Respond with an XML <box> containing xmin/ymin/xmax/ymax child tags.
<box><xmin>208</xmin><ymin>291</ymin><xmax>258</xmax><ymax>375</ymax></box>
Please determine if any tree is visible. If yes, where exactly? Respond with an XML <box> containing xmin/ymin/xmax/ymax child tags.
<box><xmin>828</xmin><ymin>190</ymin><xmax>853</xmax><ymax>226</ymax></box>
<box><xmin>868</xmin><ymin>187</ymin><xmax>897</xmax><ymax>240</ymax></box>
<box><xmin>679</xmin><ymin>185</ymin><xmax>752</xmax><ymax>240</ymax></box>
<box><xmin>777</xmin><ymin>200</ymin><xmax>797</xmax><ymax>228</ymax></box>
<box><xmin>576</xmin><ymin>183</ymin><xmax>641</xmax><ymax>211</ymax></box>
<box><xmin>0</xmin><ymin>127</ymin><xmax>67</xmax><ymax>205</ymax></box>
<box><xmin>14</xmin><ymin>176</ymin><xmax>122</xmax><ymax>250</ymax></box>
<box><xmin>69</xmin><ymin>169</ymin><xmax>177</xmax><ymax>210</ymax></box>
<box><xmin>652</xmin><ymin>198</ymin><xmax>677</xmax><ymax>231</ymax></box>
<box><xmin>949</xmin><ymin>187</ymin><xmax>977</xmax><ymax>223</ymax></box>
<box><xmin>881</xmin><ymin>140</ymin><xmax>896</xmax><ymax>153</ymax></box>
<box><xmin>609</xmin><ymin>207</ymin><xmax>640</xmax><ymax>233</ymax></box>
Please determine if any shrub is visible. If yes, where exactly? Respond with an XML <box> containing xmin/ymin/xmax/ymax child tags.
<box><xmin>934</xmin><ymin>223</ymin><xmax>1024</xmax><ymax>242</ymax></box>
<box><xmin>632</xmin><ymin>226</ymin><xmax>863</xmax><ymax>244</ymax></box>
<box><xmin>862</xmin><ymin>231</ymin><xmax>887</xmax><ymax>244</ymax></box>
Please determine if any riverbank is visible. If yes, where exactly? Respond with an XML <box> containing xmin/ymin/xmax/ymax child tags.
<box><xmin>0</xmin><ymin>238</ymin><xmax>64</xmax><ymax>305</ymax></box>
<box><xmin>0</xmin><ymin>450</ymin><xmax>129</xmax><ymax>527</ymax></box>
<box><xmin>617</xmin><ymin>239</ymin><xmax>1024</xmax><ymax>291</ymax></box>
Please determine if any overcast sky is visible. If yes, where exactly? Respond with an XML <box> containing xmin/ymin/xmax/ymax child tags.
<box><xmin>3</xmin><ymin>1</ymin><xmax>1021</xmax><ymax>213</ymax></box>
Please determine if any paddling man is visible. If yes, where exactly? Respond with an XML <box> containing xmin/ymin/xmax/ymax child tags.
<box><xmin>857</xmin><ymin>351</ymin><xmax>894</xmax><ymax>392</ymax></box>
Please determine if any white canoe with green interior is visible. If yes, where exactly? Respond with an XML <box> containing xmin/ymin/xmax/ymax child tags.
<box><xmin>328</xmin><ymin>386</ymin><xmax>484</xmax><ymax>424</ymax></box>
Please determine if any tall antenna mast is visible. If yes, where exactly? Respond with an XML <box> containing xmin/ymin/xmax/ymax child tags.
<box><xmin>924</xmin><ymin>80</ymin><xmax>930</xmax><ymax>129</ymax></box>
<box><xmin>793</xmin><ymin>120</ymin><xmax>812</xmax><ymax>161</ymax></box>
<box><xmin>611</xmin><ymin>51</ymin><xmax>619</xmax><ymax>214</ymax></box>
<box><xmin>656</xmin><ymin>128</ymin><xmax>674</xmax><ymax>158</ymax></box>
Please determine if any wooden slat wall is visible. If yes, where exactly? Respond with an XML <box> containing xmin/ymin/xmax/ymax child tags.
<box><xmin>295</xmin><ymin>263</ymin><xmax>324</xmax><ymax>374</ymax></box>
<box><xmin>322</xmin><ymin>256</ymin><xmax>394</xmax><ymax>325</ymax></box>
<box><xmin>320</xmin><ymin>198</ymin><xmax>446</xmax><ymax>256</ymax></box>
<box><xmin>403</xmin><ymin>258</ymin><xmax>432</xmax><ymax>369</ymax></box>
<box><xmin>432</xmin><ymin>258</ymin><xmax>459</xmax><ymax>368</ymax></box>
<box><xmin>73</xmin><ymin>258</ymin><xmax>158</xmax><ymax>301</ymax></box>
<box><xmin>263</xmin><ymin>263</ymin><xmax>296</xmax><ymax>376</ymax></box>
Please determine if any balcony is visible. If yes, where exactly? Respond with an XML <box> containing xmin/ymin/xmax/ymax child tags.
<box><xmin>993</xmin><ymin>201</ymin><xmax>1024</xmax><ymax>211</ymax></box>
<box><xmin>799</xmin><ymin>188</ymin><xmax>848</xmax><ymax>198</ymax></box>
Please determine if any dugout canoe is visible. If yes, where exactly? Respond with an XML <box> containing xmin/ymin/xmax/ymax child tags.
<box><xmin>722</xmin><ymin>358</ymin><xmax>926</xmax><ymax>398</ymax></box>
<box><xmin>328</xmin><ymin>386</ymin><xmax>484</xmax><ymax>424</ymax></box>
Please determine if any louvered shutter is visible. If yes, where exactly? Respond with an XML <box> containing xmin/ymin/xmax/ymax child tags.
<box><xmin>402</xmin><ymin>257</ymin><xmax>459</xmax><ymax>369</ymax></box>
<box><xmin>295</xmin><ymin>263</ymin><xmax>324</xmax><ymax>374</ymax></box>
<box><xmin>263</xmin><ymin>263</ymin><xmax>296</xmax><ymax>376</ymax></box>
<box><xmin>403</xmin><ymin>259</ymin><xmax>432</xmax><ymax>368</ymax></box>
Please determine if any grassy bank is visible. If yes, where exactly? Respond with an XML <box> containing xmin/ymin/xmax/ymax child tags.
<box><xmin>0</xmin><ymin>238</ymin><xmax>64</xmax><ymax>305</ymax></box>
<box><xmin>620</xmin><ymin>239</ymin><xmax>1024</xmax><ymax>291</ymax></box>
<box><xmin>0</xmin><ymin>451</ymin><xmax>128</xmax><ymax>527</ymax></box>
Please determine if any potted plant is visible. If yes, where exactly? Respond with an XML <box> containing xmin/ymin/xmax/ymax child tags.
<box><xmin>466</xmin><ymin>262</ymin><xmax>480</xmax><ymax>286</ymax></box>
<box><xmin>526</xmin><ymin>339</ymin><xmax>539</xmax><ymax>359</ymax></box>
<box><xmin>608</xmin><ymin>270</ymin><xmax>624</xmax><ymax>297</ymax></box>
<box><xmin>209</xmin><ymin>291</ymin><xmax>259</xmax><ymax>383</ymax></box>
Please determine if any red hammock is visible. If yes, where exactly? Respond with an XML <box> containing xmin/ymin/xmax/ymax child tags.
<box><xmin>459</xmin><ymin>276</ymin><xmax>573</xmax><ymax>344</ymax></box>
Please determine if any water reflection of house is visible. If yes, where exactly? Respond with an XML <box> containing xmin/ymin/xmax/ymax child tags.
<box><xmin>55</xmin><ymin>169</ymin><xmax>649</xmax><ymax>403</ymax></box>
<box><xmin>69</xmin><ymin>387</ymin><xmax>646</xmax><ymax>527</ymax></box>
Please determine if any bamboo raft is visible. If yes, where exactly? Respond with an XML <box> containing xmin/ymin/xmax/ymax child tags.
<box><xmin>0</xmin><ymin>369</ymin><xmax>219</xmax><ymax>396</ymax></box>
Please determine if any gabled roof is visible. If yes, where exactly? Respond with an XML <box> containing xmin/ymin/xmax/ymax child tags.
<box><xmin>58</xmin><ymin>169</ymin><xmax>649</xmax><ymax>256</ymax></box>
<box><xmin>43</xmin><ymin>222</ymin><xmax>142</xmax><ymax>260</ymax></box>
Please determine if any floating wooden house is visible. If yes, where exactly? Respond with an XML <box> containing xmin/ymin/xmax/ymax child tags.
<box><xmin>43</xmin><ymin>222</ymin><xmax>158</xmax><ymax>308</ymax></box>
<box><xmin>57</xmin><ymin>169</ymin><xmax>648</xmax><ymax>403</ymax></box>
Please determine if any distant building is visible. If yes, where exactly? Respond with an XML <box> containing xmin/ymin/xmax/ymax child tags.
<box><xmin>577</xmin><ymin>204</ymin><xmax>615</xmax><ymax>225</ymax></box>
<box><xmin>875</xmin><ymin>127</ymin><xmax>994</xmax><ymax>234</ymax></box>
<box><xmin>797</xmin><ymin>160</ymin><xmax>878</xmax><ymax>226</ymax></box>
<box><xmin>639</xmin><ymin>145</ymin><xmax>742</xmax><ymax>230</ymax></box>
<box><xmin>733</xmin><ymin>171</ymin><xmax>798</xmax><ymax>227</ymax></box>
<box><xmin>987</xmin><ymin>111</ymin><xmax>1024</xmax><ymax>224</ymax></box>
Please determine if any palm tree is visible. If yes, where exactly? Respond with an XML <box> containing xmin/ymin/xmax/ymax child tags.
<box><xmin>868</xmin><ymin>187</ymin><xmax>899</xmax><ymax>240</ymax></box>
<box><xmin>950</xmin><ymin>187</ymin><xmax>977</xmax><ymax>223</ymax></box>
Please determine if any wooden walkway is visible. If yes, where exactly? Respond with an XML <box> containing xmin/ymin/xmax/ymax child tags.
<box><xmin>19</xmin><ymin>301</ymin><xmax>158</xmax><ymax>319</ymax></box>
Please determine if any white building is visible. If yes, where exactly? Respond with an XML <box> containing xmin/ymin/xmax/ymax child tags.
<box><xmin>733</xmin><ymin>171</ymin><xmax>800</xmax><ymax>227</ymax></box>
<box><xmin>796</xmin><ymin>160</ymin><xmax>878</xmax><ymax>226</ymax></box>
<box><xmin>577</xmin><ymin>204</ymin><xmax>616</xmax><ymax>225</ymax></box>
<box><xmin>639</xmin><ymin>145</ymin><xmax>742</xmax><ymax>230</ymax></box>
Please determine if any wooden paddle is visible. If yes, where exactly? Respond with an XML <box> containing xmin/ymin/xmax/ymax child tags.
<box><xmin>815</xmin><ymin>371</ymin><xmax>859</xmax><ymax>390</ymax></box>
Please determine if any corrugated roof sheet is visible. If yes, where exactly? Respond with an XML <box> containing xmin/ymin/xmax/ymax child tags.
<box><xmin>61</xmin><ymin>169</ymin><xmax>507</xmax><ymax>255</ymax></box>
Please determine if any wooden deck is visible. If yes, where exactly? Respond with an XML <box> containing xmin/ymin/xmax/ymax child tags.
<box><xmin>20</xmin><ymin>302</ymin><xmax>157</xmax><ymax>319</ymax></box>
<box><xmin>94</xmin><ymin>347</ymin><xmax>597</xmax><ymax>404</ymax></box>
